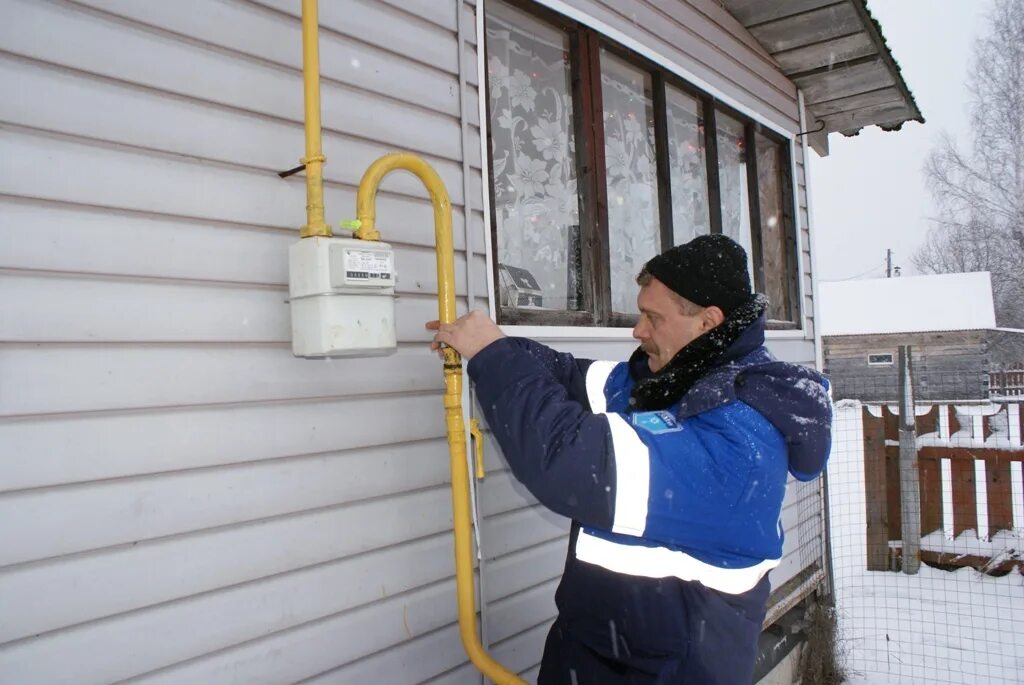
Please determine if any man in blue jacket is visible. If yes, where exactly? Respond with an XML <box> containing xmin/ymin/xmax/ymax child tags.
<box><xmin>429</xmin><ymin>234</ymin><xmax>832</xmax><ymax>684</ymax></box>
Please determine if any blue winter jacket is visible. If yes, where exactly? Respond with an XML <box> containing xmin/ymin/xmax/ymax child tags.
<box><xmin>467</xmin><ymin>314</ymin><xmax>832</xmax><ymax>677</ymax></box>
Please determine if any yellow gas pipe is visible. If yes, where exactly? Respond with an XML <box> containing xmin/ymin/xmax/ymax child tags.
<box><xmin>299</xmin><ymin>0</ymin><xmax>330</xmax><ymax>238</ymax></box>
<box><xmin>354</xmin><ymin>155</ymin><xmax>525</xmax><ymax>685</ymax></box>
<box><xmin>299</xmin><ymin>1</ymin><xmax>522</xmax><ymax>677</ymax></box>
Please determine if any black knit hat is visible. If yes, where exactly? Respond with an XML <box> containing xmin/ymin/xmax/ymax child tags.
<box><xmin>641</xmin><ymin>234</ymin><xmax>752</xmax><ymax>315</ymax></box>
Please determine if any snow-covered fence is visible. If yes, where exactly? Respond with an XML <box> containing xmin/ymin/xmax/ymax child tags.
<box><xmin>989</xmin><ymin>363</ymin><xmax>1024</xmax><ymax>398</ymax></box>
<box><xmin>860</xmin><ymin>401</ymin><xmax>1024</xmax><ymax>573</ymax></box>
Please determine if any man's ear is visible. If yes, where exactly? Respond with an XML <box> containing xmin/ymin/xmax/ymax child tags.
<box><xmin>703</xmin><ymin>306</ymin><xmax>726</xmax><ymax>330</ymax></box>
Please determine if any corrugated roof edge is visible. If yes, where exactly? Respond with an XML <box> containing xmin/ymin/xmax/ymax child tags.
<box><xmin>843</xmin><ymin>0</ymin><xmax>925</xmax><ymax>136</ymax></box>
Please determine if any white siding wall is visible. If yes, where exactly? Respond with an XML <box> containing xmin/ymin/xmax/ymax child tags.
<box><xmin>0</xmin><ymin>0</ymin><xmax>824</xmax><ymax>682</ymax></box>
<box><xmin>0</xmin><ymin>0</ymin><xmax>495</xmax><ymax>682</ymax></box>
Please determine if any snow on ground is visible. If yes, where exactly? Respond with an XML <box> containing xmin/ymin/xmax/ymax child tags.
<box><xmin>829</xmin><ymin>401</ymin><xmax>1024</xmax><ymax>684</ymax></box>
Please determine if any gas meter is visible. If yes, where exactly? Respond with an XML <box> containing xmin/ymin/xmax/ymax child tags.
<box><xmin>289</xmin><ymin>236</ymin><xmax>397</xmax><ymax>358</ymax></box>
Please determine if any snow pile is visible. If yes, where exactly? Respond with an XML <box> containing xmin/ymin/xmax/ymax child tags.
<box><xmin>828</xmin><ymin>402</ymin><xmax>1024</xmax><ymax>684</ymax></box>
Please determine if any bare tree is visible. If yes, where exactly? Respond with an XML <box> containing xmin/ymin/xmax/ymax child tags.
<box><xmin>914</xmin><ymin>0</ymin><xmax>1024</xmax><ymax>330</ymax></box>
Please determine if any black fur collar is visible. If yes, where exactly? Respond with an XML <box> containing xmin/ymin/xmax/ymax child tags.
<box><xmin>628</xmin><ymin>294</ymin><xmax>768</xmax><ymax>411</ymax></box>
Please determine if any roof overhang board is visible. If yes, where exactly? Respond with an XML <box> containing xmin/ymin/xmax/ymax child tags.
<box><xmin>722</xmin><ymin>0</ymin><xmax>923</xmax><ymax>155</ymax></box>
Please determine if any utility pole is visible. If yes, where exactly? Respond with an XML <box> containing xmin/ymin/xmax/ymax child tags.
<box><xmin>886</xmin><ymin>249</ymin><xmax>893</xmax><ymax>278</ymax></box>
<box><xmin>898</xmin><ymin>345</ymin><xmax>921</xmax><ymax>574</ymax></box>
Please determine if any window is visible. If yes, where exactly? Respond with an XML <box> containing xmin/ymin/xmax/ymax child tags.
<box><xmin>868</xmin><ymin>353</ymin><xmax>895</xmax><ymax>366</ymax></box>
<box><xmin>484</xmin><ymin>0</ymin><xmax>801</xmax><ymax>328</ymax></box>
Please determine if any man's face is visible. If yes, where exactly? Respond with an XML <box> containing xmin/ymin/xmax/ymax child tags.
<box><xmin>632</xmin><ymin>278</ymin><xmax>717</xmax><ymax>373</ymax></box>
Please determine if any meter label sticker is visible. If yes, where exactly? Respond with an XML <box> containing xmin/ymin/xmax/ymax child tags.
<box><xmin>344</xmin><ymin>249</ymin><xmax>393</xmax><ymax>281</ymax></box>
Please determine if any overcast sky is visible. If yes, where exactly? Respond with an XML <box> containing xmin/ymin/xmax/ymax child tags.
<box><xmin>809</xmin><ymin>0</ymin><xmax>992</xmax><ymax>281</ymax></box>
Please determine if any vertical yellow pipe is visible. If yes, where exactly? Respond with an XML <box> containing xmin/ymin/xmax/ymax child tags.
<box><xmin>299</xmin><ymin>0</ymin><xmax>330</xmax><ymax>238</ymax></box>
<box><xmin>356</xmin><ymin>154</ymin><xmax>526</xmax><ymax>685</ymax></box>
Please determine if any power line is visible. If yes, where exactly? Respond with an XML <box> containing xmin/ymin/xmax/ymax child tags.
<box><xmin>823</xmin><ymin>261</ymin><xmax>888</xmax><ymax>282</ymax></box>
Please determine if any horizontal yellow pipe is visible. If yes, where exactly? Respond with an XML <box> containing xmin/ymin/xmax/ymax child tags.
<box><xmin>356</xmin><ymin>153</ymin><xmax>525</xmax><ymax>685</ymax></box>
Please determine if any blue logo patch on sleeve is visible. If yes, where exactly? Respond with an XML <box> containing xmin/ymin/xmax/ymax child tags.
<box><xmin>631</xmin><ymin>410</ymin><xmax>683</xmax><ymax>434</ymax></box>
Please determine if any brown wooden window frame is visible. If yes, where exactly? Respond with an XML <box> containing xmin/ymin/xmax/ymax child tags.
<box><xmin>483</xmin><ymin>0</ymin><xmax>802</xmax><ymax>329</ymax></box>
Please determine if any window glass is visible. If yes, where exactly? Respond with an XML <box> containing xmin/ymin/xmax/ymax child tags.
<box><xmin>600</xmin><ymin>49</ymin><xmax>662</xmax><ymax>314</ymax></box>
<box><xmin>665</xmin><ymin>86</ymin><xmax>710</xmax><ymax>245</ymax></box>
<box><xmin>756</xmin><ymin>132</ymin><xmax>793</xmax><ymax>321</ymax></box>
<box><xmin>486</xmin><ymin>2</ymin><xmax>583</xmax><ymax>312</ymax></box>
<box><xmin>716</xmin><ymin>112</ymin><xmax>754</xmax><ymax>282</ymax></box>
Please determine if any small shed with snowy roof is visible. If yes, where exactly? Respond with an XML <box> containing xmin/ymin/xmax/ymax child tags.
<box><xmin>818</xmin><ymin>272</ymin><xmax>1023</xmax><ymax>401</ymax></box>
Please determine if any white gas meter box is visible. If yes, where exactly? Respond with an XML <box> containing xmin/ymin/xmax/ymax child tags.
<box><xmin>289</xmin><ymin>237</ymin><xmax>397</xmax><ymax>358</ymax></box>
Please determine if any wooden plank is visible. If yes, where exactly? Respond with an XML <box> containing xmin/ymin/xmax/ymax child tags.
<box><xmin>749</xmin><ymin>3</ymin><xmax>862</xmax><ymax>54</ymax></box>
<box><xmin>721</xmin><ymin>0</ymin><xmax>838</xmax><ymax>27</ymax></box>
<box><xmin>0</xmin><ymin>393</ymin><xmax>449</xmax><ymax>492</ymax></box>
<box><xmin>0</xmin><ymin>344</ymin><xmax>443</xmax><ymax>417</ymax></box>
<box><xmin>807</xmin><ymin>86</ymin><xmax>903</xmax><ymax>117</ymax></box>
<box><xmin>818</xmin><ymin>103</ymin><xmax>914</xmax><ymax>135</ymax></box>
<box><xmin>0</xmin><ymin>54</ymin><xmax>472</xmax><ymax>175</ymax></box>
<box><xmin>862</xmin><ymin>405</ymin><xmax>889</xmax><ymax>570</ymax></box>
<box><xmin>885</xmin><ymin>445</ymin><xmax>901</xmax><ymax>542</ymax></box>
<box><xmin>0</xmin><ymin>485</ymin><xmax>456</xmax><ymax>643</ymax></box>
<box><xmin>796</xmin><ymin>60</ymin><xmax>895</xmax><ymax>107</ymax></box>
<box><xmin>773</xmin><ymin>31</ymin><xmax>875</xmax><ymax>74</ymax></box>
<box><xmin>0</xmin><ymin>437</ymin><xmax>461</xmax><ymax>567</ymax></box>
<box><xmin>919</xmin><ymin>456</ymin><xmax>943</xmax><ymax>536</ymax></box>
<box><xmin>951</xmin><ymin>458</ymin><xmax>977</xmax><ymax>537</ymax></box>
<box><xmin>985</xmin><ymin>456</ymin><xmax>1014</xmax><ymax>535</ymax></box>
<box><xmin>917</xmin><ymin>447</ymin><xmax>1024</xmax><ymax>463</ymax></box>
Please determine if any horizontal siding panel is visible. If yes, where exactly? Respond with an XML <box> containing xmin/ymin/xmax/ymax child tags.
<box><xmin>0</xmin><ymin>129</ymin><xmax>483</xmax><ymax>252</ymax></box>
<box><xmin>479</xmin><ymin>470</ymin><xmax>536</xmax><ymax>519</ymax></box>
<box><xmin>253</xmin><ymin>0</ymin><xmax>462</xmax><ymax>77</ymax></box>
<box><xmin>490</xmin><ymin>621</ymin><xmax>550</xmax><ymax>676</ymax></box>
<box><xmin>0</xmin><ymin>542</ymin><xmax>462</xmax><ymax>685</ymax></box>
<box><xmin>430</xmin><ymin>620</ymin><xmax>549</xmax><ymax>685</ymax></box>
<box><xmin>304</xmin><ymin>621</ymin><xmax>470</xmax><ymax>685</ymax></box>
<box><xmin>564</xmin><ymin>0</ymin><xmax>798</xmax><ymax>131</ymax></box>
<box><xmin>0</xmin><ymin>344</ymin><xmax>443</xmax><ymax>416</ymax></box>
<box><xmin>487</xmin><ymin>579</ymin><xmax>558</xmax><ymax>644</ymax></box>
<box><xmin>481</xmin><ymin>505</ymin><xmax>569</xmax><ymax>562</ymax></box>
<box><xmin>72</xmin><ymin>0</ymin><xmax>467</xmax><ymax>120</ymax></box>
<box><xmin>380</xmin><ymin>0</ymin><xmax>459</xmax><ymax>32</ymax></box>
<box><xmin>0</xmin><ymin>393</ymin><xmax>448</xmax><ymax>492</ymax></box>
<box><xmin>0</xmin><ymin>481</ymin><xmax>456</xmax><ymax>643</ymax></box>
<box><xmin>0</xmin><ymin>274</ymin><xmax>471</xmax><ymax>343</ymax></box>
<box><xmin>483</xmin><ymin>538</ymin><xmax>566</xmax><ymax>605</ymax></box>
<box><xmin>135</xmin><ymin>579</ymin><xmax>466</xmax><ymax>685</ymax></box>
<box><xmin>645</xmin><ymin>0</ymin><xmax>791</xmax><ymax>93</ymax></box>
<box><xmin>0</xmin><ymin>199</ymin><xmax>489</xmax><ymax>284</ymax></box>
<box><xmin>0</xmin><ymin>54</ymin><xmax>476</xmax><ymax>186</ymax></box>
<box><xmin>0</xmin><ymin>0</ymin><xmax>473</xmax><ymax>159</ymax></box>
<box><xmin>0</xmin><ymin>438</ymin><xmax>456</xmax><ymax>567</ymax></box>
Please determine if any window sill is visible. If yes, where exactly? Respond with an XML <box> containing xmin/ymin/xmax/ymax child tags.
<box><xmin>501</xmin><ymin>324</ymin><xmax>811</xmax><ymax>341</ymax></box>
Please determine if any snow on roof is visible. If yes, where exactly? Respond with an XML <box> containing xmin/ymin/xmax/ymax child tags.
<box><xmin>819</xmin><ymin>272</ymin><xmax>996</xmax><ymax>336</ymax></box>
